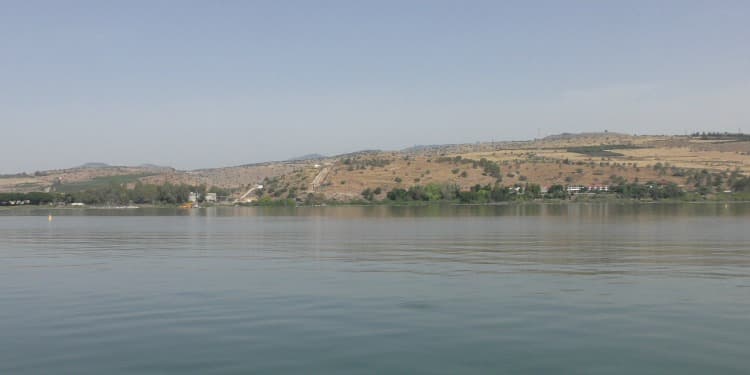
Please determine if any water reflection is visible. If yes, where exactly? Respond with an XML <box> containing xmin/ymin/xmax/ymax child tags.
<box><xmin>2</xmin><ymin>203</ymin><xmax>748</xmax><ymax>278</ymax></box>
<box><xmin>3</xmin><ymin>201</ymin><xmax>749</xmax><ymax>219</ymax></box>
<box><xmin>1</xmin><ymin>203</ymin><xmax>750</xmax><ymax>374</ymax></box>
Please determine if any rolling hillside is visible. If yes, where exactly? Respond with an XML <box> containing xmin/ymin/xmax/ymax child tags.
<box><xmin>2</xmin><ymin>133</ymin><xmax>749</xmax><ymax>201</ymax></box>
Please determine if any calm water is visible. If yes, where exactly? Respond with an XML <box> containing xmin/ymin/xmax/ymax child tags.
<box><xmin>1</xmin><ymin>203</ymin><xmax>749</xmax><ymax>374</ymax></box>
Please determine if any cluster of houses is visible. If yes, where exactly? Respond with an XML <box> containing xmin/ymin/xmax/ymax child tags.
<box><xmin>537</xmin><ymin>185</ymin><xmax>611</xmax><ymax>195</ymax></box>
<box><xmin>0</xmin><ymin>199</ymin><xmax>87</xmax><ymax>207</ymax></box>
<box><xmin>0</xmin><ymin>199</ymin><xmax>31</xmax><ymax>206</ymax></box>
<box><xmin>188</xmin><ymin>192</ymin><xmax>217</xmax><ymax>203</ymax></box>
<box><xmin>565</xmin><ymin>185</ymin><xmax>610</xmax><ymax>194</ymax></box>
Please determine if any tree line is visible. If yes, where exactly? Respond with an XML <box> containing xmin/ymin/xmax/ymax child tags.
<box><xmin>0</xmin><ymin>182</ymin><xmax>231</xmax><ymax>206</ymax></box>
<box><xmin>379</xmin><ymin>183</ymin><xmax>543</xmax><ymax>204</ymax></box>
<box><xmin>435</xmin><ymin>156</ymin><xmax>502</xmax><ymax>179</ymax></box>
<box><xmin>373</xmin><ymin>180</ymin><xmax>698</xmax><ymax>204</ymax></box>
<box><xmin>691</xmin><ymin>132</ymin><xmax>750</xmax><ymax>141</ymax></box>
<box><xmin>5</xmin><ymin>174</ymin><xmax>748</xmax><ymax>207</ymax></box>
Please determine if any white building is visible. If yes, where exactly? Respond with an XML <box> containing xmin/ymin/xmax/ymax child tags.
<box><xmin>204</xmin><ymin>193</ymin><xmax>217</xmax><ymax>202</ymax></box>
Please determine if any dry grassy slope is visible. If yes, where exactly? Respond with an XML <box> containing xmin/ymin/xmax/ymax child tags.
<box><xmin>0</xmin><ymin>166</ymin><xmax>169</xmax><ymax>193</ymax></box>
<box><xmin>314</xmin><ymin>153</ymin><xmax>690</xmax><ymax>200</ymax></box>
<box><xmin>0</xmin><ymin>176</ymin><xmax>47</xmax><ymax>193</ymax></box>
<box><xmin>263</xmin><ymin>165</ymin><xmax>321</xmax><ymax>193</ymax></box>
<box><xmin>139</xmin><ymin>163</ymin><xmax>307</xmax><ymax>190</ymax></box>
<box><xmin>524</xmin><ymin>133</ymin><xmax>655</xmax><ymax>149</ymax></box>
<box><xmin>3</xmin><ymin>134</ymin><xmax>749</xmax><ymax>196</ymax></box>
<box><xmin>527</xmin><ymin>143</ymin><xmax>750</xmax><ymax>173</ymax></box>
<box><xmin>309</xmin><ymin>134</ymin><xmax>750</xmax><ymax>200</ymax></box>
<box><xmin>318</xmin><ymin>154</ymin><xmax>494</xmax><ymax>200</ymax></box>
<box><xmin>0</xmin><ymin>162</ymin><xmax>307</xmax><ymax>194</ymax></box>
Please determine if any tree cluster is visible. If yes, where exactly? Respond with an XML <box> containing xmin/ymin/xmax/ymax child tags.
<box><xmin>435</xmin><ymin>156</ymin><xmax>502</xmax><ymax>179</ymax></box>
<box><xmin>611</xmin><ymin>182</ymin><xmax>684</xmax><ymax>200</ymax></box>
<box><xmin>0</xmin><ymin>192</ymin><xmax>57</xmax><ymax>205</ymax></box>
<box><xmin>385</xmin><ymin>183</ymin><xmax>542</xmax><ymax>203</ymax></box>
<box><xmin>1</xmin><ymin>182</ymin><xmax>227</xmax><ymax>206</ymax></box>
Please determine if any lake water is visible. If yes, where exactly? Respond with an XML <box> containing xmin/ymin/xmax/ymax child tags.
<box><xmin>1</xmin><ymin>203</ymin><xmax>749</xmax><ymax>374</ymax></box>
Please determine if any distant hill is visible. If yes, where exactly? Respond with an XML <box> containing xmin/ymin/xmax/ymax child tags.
<box><xmin>542</xmin><ymin>132</ymin><xmax>628</xmax><ymax>141</ymax></box>
<box><xmin>78</xmin><ymin>162</ymin><xmax>111</xmax><ymax>169</ymax></box>
<box><xmin>75</xmin><ymin>162</ymin><xmax>172</xmax><ymax>170</ymax></box>
<box><xmin>3</xmin><ymin>132</ymin><xmax>748</xmax><ymax>198</ymax></box>
<box><xmin>138</xmin><ymin>163</ymin><xmax>173</xmax><ymax>170</ymax></box>
<box><xmin>401</xmin><ymin>144</ymin><xmax>458</xmax><ymax>153</ymax></box>
<box><xmin>332</xmin><ymin>150</ymin><xmax>382</xmax><ymax>159</ymax></box>
<box><xmin>287</xmin><ymin>153</ymin><xmax>327</xmax><ymax>161</ymax></box>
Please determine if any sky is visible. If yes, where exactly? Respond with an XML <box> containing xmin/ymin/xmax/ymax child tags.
<box><xmin>1</xmin><ymin>1</ymin><xmax>749</xmax><ymax>173</ymax></box>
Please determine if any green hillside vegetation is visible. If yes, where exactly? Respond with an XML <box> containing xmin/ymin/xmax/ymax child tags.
<box><xmin>435</xmin><ymin>156</ymin><xmax>502</xmax><ymax>179</ymax></box>
<box><xmin>55</xmin><ymin>173</ymin><xmax>155</xmax><ymax>193</ymax></box>
<box><xmin>691</xmin><ymin>132</ymin><xmax>750</xmax><ymax>141</ymax></box>
<box><xmin>1</xmin><ymin>182</ymin><xmax>230</xmax><ymax>206</ymax></box>
<box><xmin>566</xmin><ymin>144</ymin><xmax>641</xmax><ymax>157</ymax></box>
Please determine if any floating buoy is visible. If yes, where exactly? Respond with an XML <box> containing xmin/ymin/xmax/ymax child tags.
<box><xmin>48</xmin><ymin>214</ymin><xmax>53</xmax><ymax>222</ymax></box>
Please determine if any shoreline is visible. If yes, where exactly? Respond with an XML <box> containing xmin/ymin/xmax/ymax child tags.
<box><xmin>3</xmin><ymin>198</ymin><xmax>750</xmax><ymax>211</ymax></box>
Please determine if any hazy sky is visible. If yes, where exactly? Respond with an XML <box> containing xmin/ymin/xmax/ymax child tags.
<box><xmin>1</xmin><ymin>1</ymin><xmax>749</xmax><ymax>173</ymax></box>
